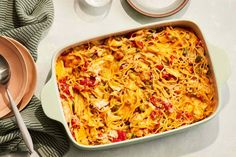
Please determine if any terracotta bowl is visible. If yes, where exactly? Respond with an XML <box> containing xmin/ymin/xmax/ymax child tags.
<box><xmin>3</xmin><ymin>37</ymin><xmax>37</xmax><ymax>118</ymax></box>
<box><xmin>0</xmin><ymin>36</ymin><xmax>28</xmax><ymax>118</ymax></box>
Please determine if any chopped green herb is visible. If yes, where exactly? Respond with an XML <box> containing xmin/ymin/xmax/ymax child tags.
<box><xmin>111</xmin><ymin>105</ymin><xmax>120</xmax><ymax>112</ymax></box>
<box><xmin>183</xmin><ymin>48</ymin><xmax>188</xmax><ymax>56</ymax></box>
<box><xmin>131</xmin><ymin>133</ymin><xmax>136</xmax><ymax>138</ymax></box>
<box><xmin>195</xmin><ymin>56</ymin><xmax>202</xmax><ymax>63</ymax></box>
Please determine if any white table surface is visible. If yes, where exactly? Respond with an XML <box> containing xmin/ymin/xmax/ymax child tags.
<box><xmin>36</xmin><ymin>0</ymin><xmax>236</xmax><ymax>157</ymax></box>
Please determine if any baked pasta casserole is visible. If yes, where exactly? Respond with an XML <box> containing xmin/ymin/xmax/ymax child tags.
<box><xmin>55</xmin><ymin>27</ymin><xmax>216</xmax><ymax>145</ymax></box>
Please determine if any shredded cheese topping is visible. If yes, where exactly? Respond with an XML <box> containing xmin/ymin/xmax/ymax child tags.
<box><xmin>56</xmin><ymin>27</ymin><xmax>216</xmax><ymax>145</ymax></box>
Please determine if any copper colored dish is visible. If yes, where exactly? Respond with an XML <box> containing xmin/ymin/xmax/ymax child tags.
<box><xmin>3</xmin><ymin>37</ymin><xmax>37</xmax><ymax>118</ymax></box>
<box><xmin>0</xmin><ymin>36</ymin><xmax>28</xmax><ymax>118</ymax></box>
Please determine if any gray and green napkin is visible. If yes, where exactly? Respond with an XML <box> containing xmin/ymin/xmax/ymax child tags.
<box><xmin>0</xmin><ymin>0</ymin><xmax>69</xmax><ymax>156</ymax></box>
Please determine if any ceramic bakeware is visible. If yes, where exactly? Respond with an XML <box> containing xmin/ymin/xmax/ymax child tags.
<box><xmin>41</xmin><ymin>20</ymin><xmax>230</xmax><ymax>150</ymax></box>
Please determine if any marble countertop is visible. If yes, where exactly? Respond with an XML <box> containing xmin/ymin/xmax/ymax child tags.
<box><xmin>36</xmin><ymin>0</ymin><xmax>236</xmax><ymax>156</ymax></box>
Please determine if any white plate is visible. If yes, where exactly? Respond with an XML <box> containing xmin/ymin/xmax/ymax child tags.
<box><xmin>127</xmin><ymin>0</ymin><xmax>189</xmax><ymax>17</ymax></box>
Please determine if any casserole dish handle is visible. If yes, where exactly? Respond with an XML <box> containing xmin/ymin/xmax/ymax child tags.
<box><xmin>41</xmin><ymin>78</ymin><xmax>64</xmax><ymax>123</ymax></box>
<box><xmin>208</xmin><ymin>44</ymin><xmax>231</xmax><ymax>85</ymax></box>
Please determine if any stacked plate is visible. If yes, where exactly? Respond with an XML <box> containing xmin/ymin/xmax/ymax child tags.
<box><xmin>127</xmin><ymin>0</ymin><xmax>189</xmax><ymax>17</ymax></box>
<box><xmin>0</xmin><ymin>36</ymin><xmax>37</xmax><ymax>118</ymax></box>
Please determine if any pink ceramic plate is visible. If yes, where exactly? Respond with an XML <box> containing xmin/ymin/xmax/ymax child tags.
<box><xmin>0</xmin><ymin>36</ymin><xmax>28</xmax><ymax>118</ymax></box>
<box><xmin>3</xmin><ymin>37</ymin><xmax>37</xmax><ymax>118</ymax></box>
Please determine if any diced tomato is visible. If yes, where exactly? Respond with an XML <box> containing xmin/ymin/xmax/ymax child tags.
<box><xmin>135</xmin><ymin>41</ymin><xmax>144</xmax><ymax>49</ymax></box>
<box><xmin>162</xmin><ymin>71</ymin><xmax>175</xmax><ymax>80</ymax></box>
<box><xmin>71</xmin><ymin>131</ymin><xmax>76</xmax><ymax>140</ymax></box>
<box><xmin>130</xmin><ymin>41</ymin><xmax>136</xmax><ymax>47</ymax></box>
<box><xmin>79</xmin><ymin>78</ymin><xmax>87</xmax><ymax>85</ymax></box>
<box><xmin>59</xmin><ymin>77</ymin><xmax>68</xmax><ymax>84</ymax></box>
<box><xmin>98</xmin><ymin>133</ymin><xmax>103</xmax><ymax>137</ymax></box>
<box><xmin>63</xmin><ymin>85</ymin><xmax>70</xmax><ymax>95</ymax></box>
<box><xmin>161</xmin><ymin>101</ymin><xmax>168</xmax><ymax>110</ymax></box>
<box><xmin>176</xmin><ymin>111</ymin><xmax>182</xmax><ymax>119</ymax></box>
<box><xmin>170</xmin><ymin>55</ymin><xmax>175</xmax><ymax>65</ymax></box>
<box><xmin>60</xmin><ymin>94</ymin><xmax>67</xmax><ymax>99</ymax></box>
<box><xmin>168</xmin><ymin>103</ymin><xmax>173</xmax><ymax>108</ymax></box>
<box><xmin>156</xmin><ymin>64</ymin><xmax>164</xmax><ymax>70</ymax></box>
<box><xmin>150</xmin><ymin>111</ymin><xmax>157</xmax><ymax>120</ymax></box>
<box><xmin>197</xmin><ymin>95</ymin><xmax>204</xmax><ymax>101</ymax></box>
<box><xmin>80</xmin><ymin>66</ymin><xmax>87</xmax><ymax>72</ymax></box>
<box><xmin>87</xmin><ymin>80</ymin><xmax>95</xmax><ymax>87</ymax></box>
<box><xmin>59</xmin><ymin>79</ymin><xmax>65</xmax><ymax>84</ymax></box>
<box><xmin>117</xmin><ymin>130</ymin><xmax>126</xmax><ymax>141</ymax></box>
<box><xmin>69</xmin><ymin>95</ymin><xmax>74</xmax><ymax>100</ymax></box>
<box><xmin>185</xmin><ymin>112</ymin><xmax>193</xmax><ymax>119</ymax></box>
<box><xmin>162</xmin><ymin>72</ymin><xmax>171</xmax><ymax>80</ymax></box>
<box><xmin>161</xmin><ymin>101</ymin><xmax>173</xmax><ymax>113</ymax></box>
<box><xmin>88</xmin><ymin>76</ymin><xmax>96</xmax><ymax>87</ymax></box>
<box><xmin>73</xmin><ymin>85</ymin><xmax>80</xmax><ymax>93</ymax></box>
<box><xmin>155</xmin><ymin>122</ymin><xmax>160</xmax><ymax>129</ymax></box>
<box><xmin>71</xmin><ymin>119</ymin><xmax>76</xmax><ymax>128</ymax></box>
<box><xmin>112</xmin><ymin>130</ymin><xmax>126</xmax><ymax>142</ymax></box>
<box><xmin>149</xmin><ymin>96</ymin><xmax>159</xmax><ymax>105</ymax></box>
<box><xmin>112</xmin><ymin>138</ymin><xmax>122</xmax><ymax>142</ymax></box>
<box><xmin>79</xmin><ymin>77</ymin><xmax>96</xmax><ymax>87</ymax></box>
<box><xmin>71</xmin><ymin>117</ymin><xmax>80</xmax><ymax>128</ymax></box>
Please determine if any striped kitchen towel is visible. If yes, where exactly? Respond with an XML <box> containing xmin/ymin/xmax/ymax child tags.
<box><xmin>0</xmin><ymin>0</ymin><xmax>69</xmax><ymax>156</ymax></box>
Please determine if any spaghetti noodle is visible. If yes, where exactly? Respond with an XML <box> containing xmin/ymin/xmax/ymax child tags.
<box><xmin>56</xmin><ymin>27</ymin><xmax>216</xmax><ymax>145</ymax></box>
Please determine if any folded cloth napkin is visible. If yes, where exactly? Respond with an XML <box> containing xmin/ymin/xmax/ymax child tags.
<box><xmin>0</xmin><ymin>0</ymin><xmax>69</xmax><ymax>156</ymax></box>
